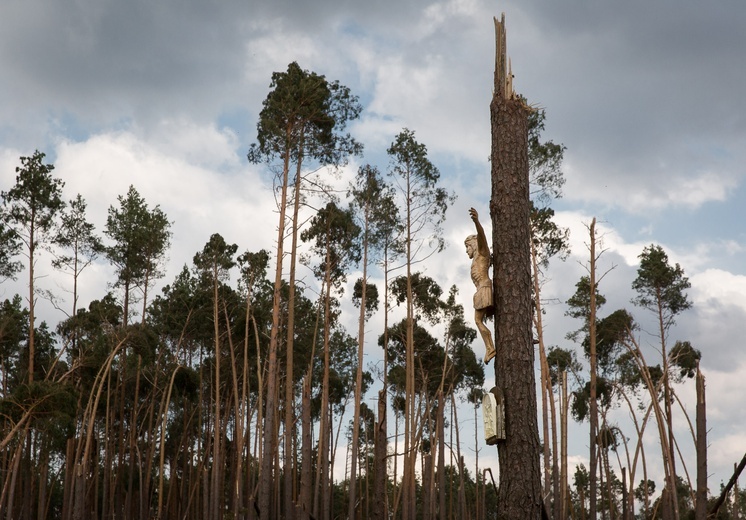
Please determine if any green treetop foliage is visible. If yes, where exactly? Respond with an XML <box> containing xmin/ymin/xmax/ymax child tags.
<box><xmin>237</xmin><ymin>249</ymin><xmax>270</xmax><ymax>297</ymax></box>
<box><xmin>546</xmin><ymin>346</ymin><xmax>583</xmax><ymax>386</ymax></box>
<box><xmin>104</xmin><ymin>185</ymin><xmax>171</xmax><ymax>322</ymax></box>
<box><xmin>632</xmin><ymin>244</ymin><xmax>692</xmax><ymax>329</ymax></box>
<box><xmin>591</xmin><ymin>308</ymin><xmax>635</xmax><ymax>376</ymax></box>
<box><xmin>571</xmin><ymin>376</ymin><xmax>614</xmax><ymax>423</ymax></box>
<box><xmin>387</xmin><ymin>128</ymin><xmax>454</xmax><ymax>257</ymax></box>
<box><xmin>301</xmin><ymin>201</ymin><xmax>361</xmax><ymax>288</ymax></box>
<box><xmin>349</xmin><ymin>164</ymin><xmax>403</xmax><ymax>260</ymax></box>
<box><xmin>0</xmin><ymin>218</ymin><xmax>21</xmax><ymax>282</ymax></box>
<box><xmin>54</xmin><ymin>194</ymin><xmax>103</xmax><ymax>270</ymax></box>
<box><xmin>352</xmin><ymin>278</ymin><xmax>379</xmax><ymax>320</ymax></box>
<box><xmin>248</xmin><ymin>61</ymin><xmax>362</xmax><ymax>168</ymax></box>
<box><xmin>0</xmin><ymin>295</ymin><xmax>29</xmax><ymax>380</ymax></box>
<box><xmin>390</xmin><ymin>272</ymin><xmax>444</xmax><ymax>326</ymax></box>
<box><xmin>1</xmin><ymin>150</ymin><xmax>65</xmax><ymax>255</ymax></box>
<box><xmin>528</xmin><ymin>109</ymin><xmax>567</xmax><ymax>207</ymax></box>
<box><xmin>531</xmin><ymin>204</ymin><xmax>570</xmax><ymax>269</ymax></box>
<box><xmin>193</xmin><ymin>233</ymin><xmax>238</xmax><ymax>284</ymax></box>
<box><xmin>565</xmin><ymin>275</ymin><xmax>607</xmax><ymax>342</ymax></box>
<box><xmin>669</xmin><ymin>340</ymin><xmax>701</xmax><ymax>381</ymax></box>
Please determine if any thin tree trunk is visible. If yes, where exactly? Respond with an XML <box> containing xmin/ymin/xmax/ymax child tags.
<box><xmin>588</xmin><ymin>218</ymin><xmax>599</xmax><ymax>520</ymax></box>
<box><xmin>350</xmin><ymin>216</ymin><xmax>371</xmax><ymax>520</ymax></box>
<box><xmin>422</xmin><ymin>453</ymin><xmax>432</xmax><ymax>520</ymax></box>
<box><xmin>372</xmin><ymin>389</ymin><xmax>388</xmax><ymax>520</ymax></box>
<box><xmin>300</xmin><ymin>377</ymin><xmax>312</xmax><ymax>520</ymax></box>
<box><xmin>474</xmin><ymin>403</ymin><xmax>480</xmax><ymax>520</ymax></box>
<box><xmin>284</xmin><ymin>157</ymin><xmax>304</xmax><ymax>520</ymax></box>
<box><xmin>438</xmin><ymin>395</ymin><xmax>446</xmax><ymax>519</ymax></box>
<box><xmin>259</xmin><ymin>144</ymin><xmax>292</xmax><ymax>519</ymax></box>
<box><xmin>695</xmin><ymin>366</ymin><xmax>707</xmax><ymax>520</ymax></box>
<box><xmin>561</xmin><ymin>371</ymin><xmax>569</xmax><ymax>520</ymax></box>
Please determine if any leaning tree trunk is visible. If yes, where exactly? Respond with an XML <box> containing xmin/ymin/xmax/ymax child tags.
<box><xmin>490</xmin><ymin>14</ymin><xmax>543</xmax><ymax>520</ymax></box>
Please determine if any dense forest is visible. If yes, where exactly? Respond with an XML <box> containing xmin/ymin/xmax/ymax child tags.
<box><xmin>0</xmin><ymin>61</ymin><xmax>743</xmax><ymax>519</ymax></box>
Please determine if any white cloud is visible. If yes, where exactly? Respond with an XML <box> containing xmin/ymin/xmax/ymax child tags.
<box><xmin>691</xmin><ymin>269</ymin><xmax>746</xmax><ymax>315</ymax></box>
<box><xmin>46</xmin><ymin>125</ymin><xmax>278</xmax><ymax>314</ymax></box>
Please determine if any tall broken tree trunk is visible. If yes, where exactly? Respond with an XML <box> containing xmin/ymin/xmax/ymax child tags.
<box><xmin>695</xmin><ymin>364</ymin><xmax>707</xmax><ymax>520</ymax></box>
<box><xmin>490</xmin><ymin>13</ymin><xmax>543</xmax><ymax>519</ymax></box>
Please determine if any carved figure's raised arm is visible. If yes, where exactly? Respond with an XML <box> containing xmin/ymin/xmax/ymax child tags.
<box><xmin>469</xmin><ymin>207</ymin><xmax>490</xmax><ymax>257</ymax></box>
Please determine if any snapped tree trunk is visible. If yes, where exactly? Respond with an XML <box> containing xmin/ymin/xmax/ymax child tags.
<box><xmin>490</xmin><ymin>14</ymin><xmax>543</xmax><ymax>519</ymax></box>
<box><xmin>695</xmin><ymin>365</ymin><xmax>707</xmax><ymax>520</ymax></box>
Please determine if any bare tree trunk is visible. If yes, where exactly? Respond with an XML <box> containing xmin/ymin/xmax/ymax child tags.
<box><xmin>588</xmin><ymin>218</ymin><xmax>599</xmax><ymax>520</ymax></box>
<box><xmin>561</xmin><ymin>371</ymin><xmax>569</xmax><ymax>520</ymax></box>
<box><xmin>422</xmin><ymin>453</ymin><xmax>432</xmax><ymax>520</ymax></box>
<box><xmin>284</xmin><ymin>160</ymin><xmax>303</xmax><ymax>520</ymax></box>
<box><xmin>260</xmin><ymin>146</ymin><xmax>292</xmax><ymax>519</ymax></box>
<box><xmin>695</xmin><ymin>366</ymin><xmax>707</xmax><ymax>520</ymax></box>
<box><xmin>474</xmin><ymin>402</ymin><xmax>480</xmax><ymax>520</ymax></box>
<box><xmin>533</xmin><ymin>236</ymin><xmax>552</xmax><ymax>514</ymax></box>
<box><xmin>491</xmin><ymin>14</ymin><xmax>543</xmax><ymax>519</ymax></box>
<box><xmin>452</xmin><ymin>395</ymin><xmax>468</xmax><ymax>520</ymax></box>
<box><xmin>438</xmin><ymin>395</ymin><xmax>446</xmax><ymax>519</ymax></box>
<box><xmin>300</xmin><ymin>377</ymin><xmax>312</xmax><ymax>519</ymax></box>
<box><xmin>349</xmin><ymin>220</ymin><xmax>371</xmax><ymax>520</ymax></box>
<box><xmin>549</xmin><ymin>372</ymin><xmax>560</xmax><ymax>520</ymax></box>
<box><xmin>372</xmin><ymin>389</ymin><xmax>388</xmax><ymax>520</ymax></box>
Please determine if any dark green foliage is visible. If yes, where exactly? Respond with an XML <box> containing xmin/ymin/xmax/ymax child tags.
<box><xmin>0</xmin><ymin>218</ymin><xmax>21</xmax><ymax>281</ymax></box>
<box><xmin>649</xmin><ymin>475</ymin><xmax>695</xmax><ymax>519</ymax></box>
<box><xmin>248</xmin><ymin>61</ymin><xmax>362</xmax><ymax>167</ymax></box>
<box><xmin>571</xmin><ymin>377</ymin><xmax>614</xmax><ymax>422</ymax></box>
<box><xmin>104</xmin><ymin>185</ymin><xmax>171</xmax><ymax>318</ymax></box>
<box><xmin>1</xmin><ymin>150</ymin><xmax>65</xmax><ymax>251</ymax></box>
<box><xmin>237</xmin><ymin>248</ymin><xmax>270</xmax><ymax>294</ymax></box>
<box><xmin>635</xmin><ymin>478</ymin><xmax>656</xmax><ymax>504</ymax></box>
<box><xmin>383</xmin><ymin>313</ymin><xmax>482</xmax><ymax>403</ymax></box>
<box><xmin>349</xmin><ymin>163</ymin><xmax>403</xmax><ymax>261</ymax></box>
<box><xmin>385</xmin><ymin>319</ymin><xmax>442</xmax><ymax>398</ymax></box>
<box><xmin>592</xmin><ymin>309</ymin><xmax>635</xmax><ymax>375</ymax></box>
<box><xmin>301</xmin><ymin>201</ymin><xmax>361</xmax><ymax>286</ymax></box>
<box><xmin>528</xmin><ymin>109</ymin><xmax>566</xmax><ymax>206</ymax></box>
<box><xmin>669</xmin><ymin>340</ymin><xmax>701</xmax><ymax>381</ymax></box>
<box><xmin>390</xmin><ymin>272</ymin><xmax>444</xmax><ymax>325</ymax></box>
<box><xmin>53</xmin><ymin>194</ymin><xmax>104</xmax><ymax>285</ymax></box>
<box><xmin>530</xmin><ymin>204</ymin><xmax>570</xmax><ymax>268</ymax></box>
<box><xmin>565</xmin><ymin>275</ymin><xmax>607</xmax><ymax>342</ymax></box>
<box><xmin>0</xmin><ymin>296</ymin><xmax>61</xmax><ymax>387</ymax></box>
<box><xmin>352</xmin><ymin>278</ymin><xmax>379</xmax><ymax>319</ymax></box>
<box><xmin>387</xmin><ymin>128</ymin><xmax>454</xmax><ymax>255</ymax></box>
<box><xmin>310</xmin><ymin>328</ymin><xmax>367</xmax><ymax>417</ymax></box>
<box><xmin>632</xmin><ymin>244</ymin><xmax>692</xmax><ymax>320</ymax></box>
<box><xmin>546</xmin><ymin>346</ymin><xmax>582</xmax><ymax>385</ymax></box>
<box><xmin>0</xmin><ymin>295</ymin><xmax>29</xmax><ymax>379</ymax></box>
<box><xmin>193</xmin><ymin>233</ymin><xmax>238</xmax><ymax>281</ymax></box>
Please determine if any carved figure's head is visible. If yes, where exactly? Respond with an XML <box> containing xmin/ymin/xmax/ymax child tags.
<box><xmin>465</xmin><ymin>235</ymin><xmax>477</xmax><ymax>258</ymax></box>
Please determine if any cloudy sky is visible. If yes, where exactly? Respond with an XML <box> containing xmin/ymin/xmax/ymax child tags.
<box><xmin>2</xmin><ymin>0</ymin><xmax>745</xmax><ymax>497</ymax></box>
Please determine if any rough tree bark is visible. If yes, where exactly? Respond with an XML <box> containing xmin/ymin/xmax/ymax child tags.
<box><xmin>490</xmin><ymin>14</ymin><xmax>543</xmax><ymax>519</ymax></box>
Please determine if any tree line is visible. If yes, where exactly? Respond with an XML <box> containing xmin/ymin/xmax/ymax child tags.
<box><xmin>0</xmin><ymin>61</ymin><xmax>742</xmax><ymax>519</ymax></box>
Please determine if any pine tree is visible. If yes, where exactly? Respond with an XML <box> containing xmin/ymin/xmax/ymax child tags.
<box><xmin>249</xmin><ymin>62</ymin><xmax>361</xmax><ymax>518</ymax></box>
<box><xmin>387</xmin><ymin>128</ymin><xmax>453</xmax><ymax>520</ymax></box>
<box><xmin>1</xmin><ymin>150</ymin><xmax>65</xmax><ymax>384</ymax></box>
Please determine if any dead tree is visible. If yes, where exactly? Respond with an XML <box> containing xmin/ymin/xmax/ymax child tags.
<box><xmin>490</xmin><ymin>13</ymin><xmax>543</xmax><ymax>519</ymax></box>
